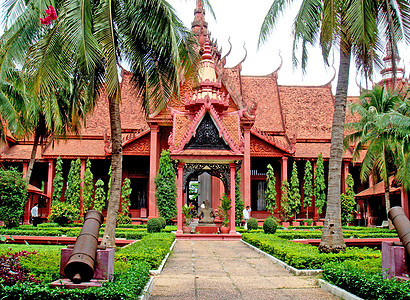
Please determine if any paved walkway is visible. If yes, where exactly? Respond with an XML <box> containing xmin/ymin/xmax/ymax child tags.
<box><xmin>150</xmin><ymin>240</ymin><xmax>339</xmax><ymax>300</ymax></box>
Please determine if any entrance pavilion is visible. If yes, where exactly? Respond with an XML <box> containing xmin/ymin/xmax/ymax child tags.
<box><xmin>165</xmin><ymin>38</ymin><xmax>249</xmax><ymax>239</ymax></box>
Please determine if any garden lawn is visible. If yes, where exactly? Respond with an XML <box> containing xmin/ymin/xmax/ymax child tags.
<box><xmin>0</xmin><ymin>232</ymin><xmax>175</xmax><ymax>299</ymax></box>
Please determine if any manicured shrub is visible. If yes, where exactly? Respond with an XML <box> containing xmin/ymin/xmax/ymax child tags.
<box><xmin>147</xmin><ymin>218</ymin><xmax>162</xmax><ymax>233</ymax></box>
<box><xmin>155</xmin><ymin>150</ymin><xmax>177</xmax><ymax>224</ymax></box>
<box><xmin>158</xmin><ymin>217</ymin><xmax>166</xmax><ymax>229</ymax></box>
<box><xmin>47</xmin><ymin>202</ymin><xmax>80</xmax><ymax>225</ymax></box>
<box><xmin>263</xmin><ymin>218</ymin><xmax>277</xmax><ymax>234</ymax></box>
<box><xmin>0</xmin><ymin>168</ymin><xmax>28</xmax><ymax>227</ymax></box>
<box><xmin>323</xmin><ymin>260</ymin><xmax>410</xmax><ymax>300</ymax></box>
<box><xmin>247</xmin><ymin>218</ymin><xmax>258</xmax><ymax>230</ymax></box>
<box><xmin>116</xmin><ymin>233</ymin><xmax>175</xmax><ymax>269</ymax></box>
<box><xmin>242</xmin><ymin>233</ymin><xmax>381</xmax><ymax>270</ymax></box>
<box><xmin>82</xmin><ymin>159</ymin><xmax>94</xmax><ymax>214</ymax></box>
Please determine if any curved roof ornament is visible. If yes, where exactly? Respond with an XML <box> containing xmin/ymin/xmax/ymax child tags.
<box><xmin>270</xmin><ymin>50</ymin><xmax>283</xmax><ymax>78</ymax></box>
<box><xmin>220</xmin><ymin>37</ymin><xmax>232</xmax><ymax>67</ymax></box>
<box><xmin>234</xmin><ymin>42</ymin><xmax>247</xmax><ymax>70</ymax></box>
<box><xmin>323</xmin><ymin>63</ymin><xmax>336</xmax><ymax>87</ymax></box>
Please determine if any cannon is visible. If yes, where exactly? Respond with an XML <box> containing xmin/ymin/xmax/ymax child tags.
<box><xmin>64</xmin><ymin>210</ymin><xmax>104</xmax><ymax>283</ymax></box>
<box><xmin>388</xmin><ymin>206</ymin><xmax>410</xmax><ymax>256</ymax></box>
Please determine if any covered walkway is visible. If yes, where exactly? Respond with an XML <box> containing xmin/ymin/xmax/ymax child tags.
<box><xmin>150</xmin><ymin>240</ymin><xmax>338</xmax><ymax>299</ymax></box>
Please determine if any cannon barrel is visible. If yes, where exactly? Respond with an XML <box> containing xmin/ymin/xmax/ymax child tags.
<box><xmin>388</xmin><ymin>206</ymin><xmax>410</xmax><ymax>257</ymax></box>
<box><xmin>64</xmin><ymin>210</ymin><xmax>104</xmax><ymax>283</ymax></box>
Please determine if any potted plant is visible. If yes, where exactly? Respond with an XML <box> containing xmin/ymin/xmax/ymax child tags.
<box><xmin>218</xmin><ymin>194</ymin><xmax>231</xmax><ymax>234</ymax></box>
<box><xmin>182</xmin><ymin>203</ymin><xmax>194</xmax><ymax>233</ymax></box>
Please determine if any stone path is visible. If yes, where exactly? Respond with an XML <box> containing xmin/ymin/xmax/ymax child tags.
<box><xmin>150</xmin><ymin>240</ymin><xmax>339</xmax><ymax>300</ymax></box>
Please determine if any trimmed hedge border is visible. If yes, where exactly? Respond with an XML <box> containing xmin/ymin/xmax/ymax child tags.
<box><xmin>0</xmin><ymin>233</ymin><xmax>175</xmax><ymax>299</ymax></box>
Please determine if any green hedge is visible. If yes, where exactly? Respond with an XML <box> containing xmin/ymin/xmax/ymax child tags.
<box><xmin>323</xmin><ymin>260</ymin><xmax>410</xmax><ymax>300</ymax></box>
<box><xmin>243</xmin><ymin>233</ymin><xmax>380</xmax><ymax>269</ymax></box>
<box><xmin>116</xmin><ymin>233</ymin><xmax>175</xmax><ymax>269</ymax></box>
<box><xmin>0</xmin><ymin>233</ymin><xmax>175</xmax><ymax>299</ymax></box>
<box><xmin>0</xmin><ymin>261</ymin><xmax>150</xmax><ymax>299</ymax></box>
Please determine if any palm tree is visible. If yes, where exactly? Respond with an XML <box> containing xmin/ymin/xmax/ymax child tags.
<box><xmin>259</xmin><ymin>0</ymin><xmax>410</xmax><ymax>252</ymax></box>
<box><xmin>1</xmin><ymin>0</ymin><xmax>199</xmax><ymax>247</ymax></box>
<box><xmin>345</xmin><ymin>85</ymin><xmax>403</xmax><ymax>229</ymax></box>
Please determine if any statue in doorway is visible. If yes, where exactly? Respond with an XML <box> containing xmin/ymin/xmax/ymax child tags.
<box><xmin>197</xmin><ymin>200</ymin><xmax>216</xmax><ymax>225</ymax></box>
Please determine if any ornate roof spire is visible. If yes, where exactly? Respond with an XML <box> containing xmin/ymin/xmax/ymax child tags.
<box><xmin>380</xmin><ymin>41</ymin><xmax>405</xmax><ymax>89</ymax></box>
<box><xmin>191</xmin><ymin>0</ymin><xmax>208</xmax><ymax>47</ymax></box>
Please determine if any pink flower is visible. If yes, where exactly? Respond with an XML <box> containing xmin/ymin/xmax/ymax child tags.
<box><xmin>39</xmin><ymin>5</ymin><xmax>57</xmax><ymax>25</ymax></box>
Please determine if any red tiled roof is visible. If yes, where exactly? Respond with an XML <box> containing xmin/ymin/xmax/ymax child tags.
<box><xmin>241</xmin><ymin>75</ymin><xmax>284</xmax><ymax>133</ymax></box>
<box><xmin>42</xmin><ymin>139</ymin><xmax>106</xmax><ymax>158</ymax></box>
<box><xmin>1</xmin><ymin>144</ymin><xmax>42</xmax><ymax>161</ymax></box>
<box><xmin>356</xmin><ymin>176</ymin><xmax>401</xmax><ymax>198</ymax></box>
<box><xmin>279</xmin><ymin>85</ymin><xmax>334</xmax><ymax>140</ymax></box>
<box><xmin>294</xmin><ymin>142</ymin><xmax>353</xmax><ymax>159</ymax></box>
<box><xmin>28</xmin><ymin>184</ymin><xmax>48</xmax><ymax>197</ymax></box>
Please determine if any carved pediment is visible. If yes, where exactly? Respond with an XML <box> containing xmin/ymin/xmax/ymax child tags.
<box><xmin>185</xmin><ymin>113</ymin><xmax>230</xmax><ymax>150</ymax></box>
<box><xmin>250</xmin><ymin>135</ymin><xmax>287</xmax><ymax>157</ymax></box>
<box><xmin>123</xmin><ymin>134</ymin><xmax>150</xmax><ymax>155</ymax></box>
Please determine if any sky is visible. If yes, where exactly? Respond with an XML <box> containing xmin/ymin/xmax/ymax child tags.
<box><xmin>168</xmin><ymin>0</ymin><xmax>410</xmax><ymax>96</ymax></box>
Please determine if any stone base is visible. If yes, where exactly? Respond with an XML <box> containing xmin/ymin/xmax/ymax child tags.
<box><xmin>176</xmin><ymin>233</ymin><xmax>242</xmax><ymax>241</ymax></box>
<box><xmin>50</xmin><ymin>278</ymin><xmax>104</xmax><ymax>289</ymax></box>
<box><xmin>195</xmin><ymin>226</ymin><xmax>219</xmax><ymax>234</ymax></box>
<box><xmin>60</xmin><ymin>248</ymin><xmax>115</xmax><ymax>280</ymax></box>
<box><xmin>382</xmin><ymin>241</ymin><xmax>410</xmax><ymax>280</ymax></box>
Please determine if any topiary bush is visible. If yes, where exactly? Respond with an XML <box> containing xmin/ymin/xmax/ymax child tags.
<box><xmin>263</xmin><ymin>218</ymin><xmax>278</xmax><ymax>234</ymax></box>
<box><xmin>147</xmin><ymin>218</ymin><xmax>162</xmax><ymax>233</ymax></box>
<box><xmin>47</xmin><ymin>202</ymin><xmax>80</xmax><ymax>225</ymax></box>
<box><xmin>158</xmin><ymin>217</ymin><xmax>166</xmax><ymax>229</ymax></box>
<box><xmin>0</xmin><ymin>168</ymin><xmax>28</xmax><ymax>228</ymax></box>
<box><xmin>247</xmin><ymin>218</ymin><xmax>259</xmax><ymax>230</ymax></box>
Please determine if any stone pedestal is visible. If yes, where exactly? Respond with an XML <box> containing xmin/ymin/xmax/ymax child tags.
<box><xmin>60</xmin><ymin>248</ymin><xmax>115</xmax><ymax>281</ymax></box>
<box><xmin>195</xmin><ymin>226</ymin><xmax>219</xmax><ymax>234</ymax></box>
<box><xmin>382</xmin><ymin>241</ymin><xmax>410</xmax><ymax>280</ymax></box>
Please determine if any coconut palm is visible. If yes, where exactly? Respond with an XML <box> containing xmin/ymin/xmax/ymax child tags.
<box><xmin>259</xmin><ymin>0</ymin><xmax>410</xmax><ymax>252</ymax></box>
<box><xmin>2</xmin><ymin>0</ymin><xmax>200</xmax><ymax>247</ymax></box>
<box><xmin>345</xmin><ymin>84</ymin><xmax>403</xmax><ymax>228</ymax></box>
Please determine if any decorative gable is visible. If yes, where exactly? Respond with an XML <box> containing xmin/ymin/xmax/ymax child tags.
<box><xmin>185</xmin><ymin>113</ymin><xmax>230</xmax><ymax>150</ymax></box>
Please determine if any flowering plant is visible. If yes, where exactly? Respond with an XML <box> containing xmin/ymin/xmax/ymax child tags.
<box><xmin>39</xmin><ymin>5</ymin><xmax>57</xmax><ymax>25</ymax></box>
<box><xmin>182</xmin><ymin>203</ymin><xmax>194</xmax><ymax>226</ymax></box>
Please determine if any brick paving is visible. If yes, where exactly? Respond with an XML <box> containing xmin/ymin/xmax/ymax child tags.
<box><xmin>149</xmin><ymin>240</ymin><xmax>339</xmax><ymax>300</ymax></box>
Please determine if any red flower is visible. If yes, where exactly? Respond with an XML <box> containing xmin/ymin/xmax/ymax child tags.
<box><xmin>39</xmin><ymin>5</ymin><xmax>57</xmax><ymax>25</ymax></box>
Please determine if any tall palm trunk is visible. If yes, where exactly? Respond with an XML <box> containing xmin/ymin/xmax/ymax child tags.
<box><xmin>101</xmin><ymin>95</ymin><xmax>123</xmax><ymax>248</ymax></box>
<box><xmin>25</xmin><ymin>129</ymin><xmax>40</xmax><ymax>183</ymax></box>
<box><xmin>318</xmin><ymin>39</ymin><xmax>351</xmax><ymax>253</ymax></box>
<box><xmin>384</xmin><ymin>179</ymin><xmax>393</xmax><ymax>229</ymax></box>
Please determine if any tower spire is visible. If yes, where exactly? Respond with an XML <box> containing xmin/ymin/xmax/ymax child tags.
<box><xmin>191</xmin><ymin>0</ymin><xmax>208</xmax><ymax>47</ymax></box>
<box><xmin>380</xmin><ymin>41</ymin><xmax>404</xmax><ymax>89</ymax></box>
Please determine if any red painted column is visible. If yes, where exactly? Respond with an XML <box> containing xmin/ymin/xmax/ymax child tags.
<box><xmin>243</xmin><ymin>126</ymin><xmax>251</xmax><ymax>208</ymax></box>
<box><xmin>22</xmin><ymin>162</ymin><xmax>28</xmax><ymax>178</ymax></box>
<box><xmin>342</xmin><ymin>161</ymin><xmax>349</xmax><ymax>193</ymax></box>
<box><xmin>401</xmin><ymin>188</ymin><xmax>409</xmax><ymax>219</ymax></box>
<box><xmin>80</xmin><ymin>159</ymin><xmax>86</xmax><ymax>217</ymax></box>
<box><xmin>281</xmin><ymin>156</ymin><xmax>288</xmax><ymax>182</ymax></box>
<box><xmin>148</xmin><ymin>124</ymin><xmax>159</xmax><ymax>218</ymax></box>
<box><xmin>176</xmin><ymin>162</ymin><xmax>185</xmax><ymax>234</ymax></box>
<box><xmin>312</xmin><ymin>161</ymin><xmax>319</xmax><ymax>221</ymax></box>
<box><xmin>229</xmin><ymin>163</ymin><xmax>236</xmax><ymax>234</ymax></box>
<box><xmin>46</xmin><ymin>159</ymin><xmax>54</xmax><ymax>215</ymax></box>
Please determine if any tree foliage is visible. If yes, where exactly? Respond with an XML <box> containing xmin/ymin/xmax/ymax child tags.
<box><xmin>94</xmin><ymin>179</ymin><xmax>106</xmax><ymax>213</ymax></box>
<box><xmin>288</xmin><ymin>162</ymin><xmax>301</xmax><ymax>218</ymax></box>
<box><xmin>341</xmin><ymin>174</ymin><xmax>356</xmax><ymax>226</ymax></box>
<box><xmin>265</xmin><ymin>164</ymin><xmax>277</xmax><ymax>216</ymax></box>
<box><xmin>235</xmin><ymin>172</ymin><xmax>244</xmax><ymax>223</ymax></box>
<box><xmin>82</xmin><ymin>159</ymin><xmax>94</xmax><ymax>214</ymax></box>
<box><xmin>314</xmin><ymin>153</ymin><xmax>326</xmax><ymax>214</ymax></box>
<box><xmin>52</xmin><ymin>157</ymin><xmax>64</xmax><ymax>205</ymax></box>
<box><xmin>64</xmin><ymin>159</ymin><xmax>81</xmax><ymax>213</ymax></box>
<box><xmin>155</xmin><ymin>150</ymin><xmax>177</xmax><ymax>223</ymax></box>
<box><xmin>280</xmin><ymin>179</ymin><xmax>292</xmax><ymax>221</ymax></box>
<box><xmin>0</xmin><ymin>168</ymin><xmax>28</xmax><ymax>227</ymax></box>
<box><xmin>303</xmin><ymin>160</ymin><xmax>313</xmax><ymax>219</ymax></box>
<box><xmin>118</xmin><ymin>178</ymin><xmax>132</xmax><ymax>225</ymax></box>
